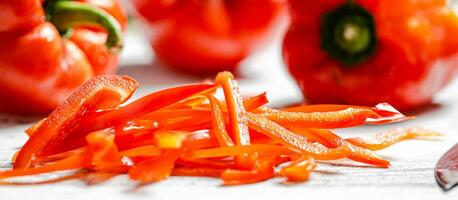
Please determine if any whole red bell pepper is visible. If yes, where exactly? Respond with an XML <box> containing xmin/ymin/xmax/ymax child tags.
<box><xmin>0</xmin><ymin>0</ymin><xmax>126</xmax><ymax>114</ymax></box>
<box><xmin>132</xmin><ymin>0</ymin><xmax>287</xmax><ymax>73</ymax></box>
<box><xmin>283</xmin><ymin>0</ymin><xmax>458</xmax><ymax>110</ymax></box>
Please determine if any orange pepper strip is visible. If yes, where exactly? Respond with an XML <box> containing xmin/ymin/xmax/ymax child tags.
<box><xmin>246</xmin><ymin>112</ymin><xmax>351</xmax><ymax>160</ymax></box>
<box><xmin>257</xmin><ymin>107</ymin><xmax>380</xmax><ymax>129</ymax></box>
<box><xmin>172</xmin><ymin>167</ymin><xmax>224</xmax><ymax>177</ymax></box>
<box><xmin>215</xmin><ymin>72</ymin><xmax>252</xmax><ymax>168</ymax></box>
<box><xmin>288</xmin><ymin>127</ymin><xmax>342</xmax><ymax>148</ymax></box>
<box><xmin>0</xmin><ymin>172</ymin><xmax>86</xmax><ymax>186</ymax></box>
<box><xmin>0</xmin><ymin>153</ymin><xmax>90</xmax><ymax>179</ymax></box>
<box><xmin>365</xmin><ymin>103</ymin><xmax>414</xmax><ymax>125</ymax></box>
<box><xmin>139</xmin><ymin>109</ymin><xmax>210</xmax><ymax>121</ymax></box>
<box><xmin>282</xmin><ymin>104</ymin><xmax>359</xmax><ymax>112</ymax></box>
<box><xmin>84</xmin><ymin>84</ymin><xmax>216</xmax><ymax>133</ymax></box>
<box><xmin>128</xmin><ymin>149</ymin><xmax>182</xmax><ymax>184</ymax></box>
<box><xmin>164</xmin><ymin>86</ymin><xmax>219</xmax><ymax>110</ymax></box>
<box><xmin>286</xmin><ymin>126</ymin><xmax>389</xmax><ymax>167</ymax></box>
<box><xmin>185</xmin><ymin>132</ymin><xmax>220</xmax><ymax>150</ymax></box>
<box><xmin>25</xmin><ymin>118</ymin><xmax>45</xmax><ymax>137</ymax></box>
<box><xmin>120</xmin><ymin>146</ymin><xmax>162</xmax><ymax>157</ymax></box>
<box><xmin>208</xmin><ymin>95</ymin><xmax>234</xmax><ymax>146</ymax></box>
<box><xmin>86</xmin><ymin>129</ymin><xmax>125</xmax><ymax>172</ymax></box>
<box><xmin>345</xmin><ymin>127</ymin><xmax>442</xmax><ymax>151</ymax></box>
<box><xmin>221</xmin><ymin>157</ymin><xmax>275</xmax><ymax>185</ymax></box>
<box><xmin>279</xmin><ymin>156</ymin><xmax>316</xmax><ymax>182</ymax></box>
<box><xmin>35</xmin><ymin>147</ymin><xmax>87</xmax><ymax>164</ymax></box>
<box><xmin>176</xmin><ymin>158</ymin><xmax>233</xmax><ymax>169</ymax></box>
<box><xmin>344</xmin><ymin>142</ymin><xmax>390</xmax><ymax>168</ymax></box>
<box><xmin>153</xmin><ymin>130</ymin><xmax>187</xmax><ymax>149</ymax></box>
<box><xmin>215</xmin><ymin>72</ymin><xmax>250</xmax><ymax>145</ymax></box>
<box><xmin>187</xmin><ymin>144</ymin><xmax>298</xmax><ymax>158</ymax></box>
<box><xmin>243</xmin><ymin>92</ymin><xmax>269</xmax><ymax>111</ymax></box>
<box><xmin>278</xmin><ymin>103</ymin><xmax>412</xmax><ymax>127</ymax></box>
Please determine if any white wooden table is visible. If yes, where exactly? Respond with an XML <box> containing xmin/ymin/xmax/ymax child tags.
<box><xmin>0</xmin><ymin>22</ymin><xmax>457</xmax><ymax>200</ymax></box>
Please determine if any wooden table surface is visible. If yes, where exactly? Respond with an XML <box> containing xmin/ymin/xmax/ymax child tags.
<box><xmin>0</xmin><ymin>22</ymin><xmax>457</xmax><ymax>200</ymax></box>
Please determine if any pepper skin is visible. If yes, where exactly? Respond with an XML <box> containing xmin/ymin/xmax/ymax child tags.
<box><xmin>283</xmin><ymin>0</ymin><xmax>458</xmax><ymax>110</ymax></box>
<box><xmin>0</xmin><ymin>0</ymin><xmax>126</xmax><ymax>114</ymax></box>
<box><xmin>132</xmin><ymin>0</ymin><xmax>287</xmax><ymax>73</ymax></box>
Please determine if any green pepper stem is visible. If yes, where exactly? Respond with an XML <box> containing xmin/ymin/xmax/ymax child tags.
<box><xmin>47</xmin><ymin>0</ymin><xmax>123</xmax><ymax>53</ymax></box>
<box><xmin>334</xmin><ymin>19</ymin><xmax>371</xmax><ymax>54</ymax></box>
<box><xmin>320</xmin><ymin>2</ymin><xmax>376</xmax><ymax>66</ymax></box>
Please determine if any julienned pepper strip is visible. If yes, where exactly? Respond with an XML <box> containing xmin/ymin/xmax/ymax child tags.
<box><xmin>0</xmin><ymin>72</ymin><xmax>440</xmax><ymax>186</ymax></box>
<box><xmin>208</xmin><ymin>95</ymin><xmax>234</xmax><ymax>147</ymax></box>
<box><xmin>215</xmin><ymin>72</ymin><xmax>253</xmax><ymax>169</ymax></box>
<box><xmin>0</xmin><ymin>0</ymin><xmax>127</xmax><ymax>114</ymax></box>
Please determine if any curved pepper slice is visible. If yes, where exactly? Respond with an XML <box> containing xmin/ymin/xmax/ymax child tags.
<box><xmin>279</xmin><ymin>156</ymin><xmax>316</xmax><ymax>182</ymax></box>
<box><xmin>14</xmin><ymin>75</ymin><xmax>138</xmax><ymax>169</ymax></box>
<box><xmin>208</xmin><ymin>95</ymin><xmax>234</xmax><ymax>146</ymax></box>
<box><xmin>345</xmin><ymin>127</ymin><xmax>441</xmax><ymax>151</ymax></box>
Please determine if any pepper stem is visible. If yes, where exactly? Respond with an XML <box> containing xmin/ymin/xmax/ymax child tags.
<box><xmin>321</xmin><ymin>2</ymin><xmax>376</xmax><ymax>66</ymax></box>
<box><xmin>46</xmin><ymin>0</ymin><xmax>123</xmax><ymax>53</ymax></box>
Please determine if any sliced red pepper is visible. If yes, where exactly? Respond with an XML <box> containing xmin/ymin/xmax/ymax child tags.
<box><xmin>172</xmin><ymin>167</ymin><xmax>223</xmax><ymax>178</ymax></box>
<box><xmin>119</xmin><ymin>146</ymin><xmax>162</xmax><ymax>157</ymax></box>
<box><xmin>128</xmin><ymin>149</ymin><xmax>182</xmax><ymax>184</ymax></box>
<box><xmin>246</xmin><ymin>112</ymin><xmax>351</xmax><ymax>160</ymax></box>
<box><xmin>0</xmin><ymin>153</ymin><xmax>90</xmax><ymax>179</ymax></box>
<box><xmin>86</xmin><ymin>129</ymin><xmax>125</xmax><ymax>172</ymax></box>
<box><xmin>258</xmin><ymin>107</ymin><xmax>379</xmax><ymax>129</ymax></box>
<box><xmin>221</xmin><ymin>156</ymin><xmax>275</xmax><ymax>185</ymax></box>
<box><xmin>14</xmin><ymin>75</ymin><xmax>138</xmax><ymax>169</ymax></box>
<box><xmin>83</xmin><ymin>84</ymin><xmax>216</xmax><ymax>132</ymax></box>
<box><xmin>345</xmin><ymin>127</ymin><xmax>441</xmax><ymax>151</ymax></box>
<box><xmin>279</xmin><ymin>156</ymin><xmax>316</xmax><ymax>182</ymax></box>
<box><xmin>288</xmin><ymin>127</ymin><xmax>342</xmax><ymax>148</ymax></box>
<box><xmin>187</xmin><ymin>144</ymin><xmax>298</xmax><ymax>159</ymax></box>
<box><xmin>208</xmin><ymin>95</ymin><xmax>234</xmax><ymax>146</ymax></box>
<box><xmin>243</xmin><ymin>92</ymin><xmax>269</xmax><ymax>111</ymax></box>
<box><xmin>215</xmin><ymin>72</ymin><xmax>252</xmax><ymax>169</ymax></box>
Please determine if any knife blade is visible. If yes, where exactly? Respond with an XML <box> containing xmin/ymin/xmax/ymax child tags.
<box><xmin>435</xmin><ymin>143</ymin><xmax>458</xmax><ymax>191</ymax></box>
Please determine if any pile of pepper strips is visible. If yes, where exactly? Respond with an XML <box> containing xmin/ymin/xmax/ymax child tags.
<box><xmin>0</xmin><ymin>72</ymin><xmax>439</xmax><ymax>185</ymax></box>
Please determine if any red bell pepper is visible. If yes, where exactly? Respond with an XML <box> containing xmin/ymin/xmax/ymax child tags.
<box><xmin>132</xmin><ymin>0</ymin><xmax>287</xmax><ymax>72</ymax></box>
<box><xmin>0</xmin><ymin>0</ymin><xmax>127</xmax><ymax>114</ymax></box>
<box><xmin>283</xmin><ymin>0</ymin><xmax>458</xmax><ymax>110</ymax></box>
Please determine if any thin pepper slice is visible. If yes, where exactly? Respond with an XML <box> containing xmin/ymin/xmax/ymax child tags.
<box><xmin>86</xmin><ymin>129</ymin><xmax>125</xmax><ymax>172</ymax></box>
<box><xmin>246</xmin><ymin>112</ymin><xmax>351</xmax><ymax>160</ymax></box>
<box><xmin>82</xmin><ymin>84</ymin><xmax>216</xmax><ymax>133</ymax></box>
<box><xmin>128</xmin><ymin>149</ymin><xmax>182</xmax><ymax>184</ymax></box>
<box><xmin>215</xmin><ymin>72</ymin><xmax>252</xmax><ymax>168</ymax></box>
<box><xmin>119</xmin><ymin>146</ymin><xmax>162</xmax><ymax>157</ymax></box>
<box><xmin>187</xmin><ymin>144</ymin><xmax>298</xmax><ymax>159</ymax></box>
<box><xmin>221</xmin><ymin>156</ymin><xmax>275</xmax><ymax>185</ymax></box>
<box><xmin>288</xmin><ymin>127</ymin><xmax>342</xmax><ymax>148</ymax></box>
<box><xmin>14</xmin><ymin>75</ymin><xmax>138</xmax><ymax>169</ymax></box>
<box><xmin>345</xmin><ymin>127</ymin><xmax>441</xmax><ymax>151</ymax></box>
<box><xmin>172</xmin><ymin>167</ymin><xmax>224</xmax><ymax>177</ymax></box>
<box><xmin>0</xmin><ymin>153</ymin><xmax>90</xmax><ymax>179</ymax></box>
<box><xmin>279</xmin><ymin>156</ymin><xmax>316</xmax><ymax>182</ymax></box>
<box><xmin>258</xmin><ymin>107</ymin><xmax>380</xmax><ymax>128</ymax></box>
<box><xmin>208</xmin><ymin>95</ymin><xmax>234</xmax><ymax>146</ymax></box>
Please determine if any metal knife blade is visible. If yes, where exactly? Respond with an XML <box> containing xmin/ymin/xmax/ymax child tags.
<box><xmin>435</xmin><ymin>143</ymin><xmax>458</xmax><ymax>191</ymax></box>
